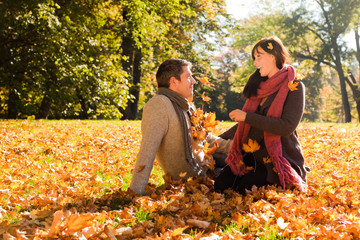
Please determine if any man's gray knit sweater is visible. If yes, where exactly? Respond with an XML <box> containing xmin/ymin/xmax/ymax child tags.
<box><xmin>130</xmin><ymin>95</ymin><xmax>231</xmax><ymax>194</ymax></box>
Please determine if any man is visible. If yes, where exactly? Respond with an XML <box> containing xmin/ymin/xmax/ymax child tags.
<box><xmin>129</xmin><ymin>59</ymin><xmax>232</xmax><ymax>195</ymax></box>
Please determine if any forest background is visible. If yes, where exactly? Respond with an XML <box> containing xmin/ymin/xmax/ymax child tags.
<box><xmin>1</xmin><ymin>0</ymin><xmax>360</xmax><ymax>123</ymax></box>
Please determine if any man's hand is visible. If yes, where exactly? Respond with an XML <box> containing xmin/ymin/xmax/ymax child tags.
<box><xmin>229</xmin><ymin>109</ymin><xmax>247</xmax><ymax>122</ymax></box>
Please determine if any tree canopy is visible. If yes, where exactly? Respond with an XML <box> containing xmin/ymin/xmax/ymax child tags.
<box><xmin>0</xmin><ymin>0</ymin><xmax>231</xmax><ymax>119</ymax></box>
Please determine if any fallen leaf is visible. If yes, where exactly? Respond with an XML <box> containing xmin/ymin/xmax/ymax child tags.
<box><xmin>114</xmin><ymin>227</ymin><xmax>133</xmax><ymax>236</ymax></box>
<box><xmin>172</xmin><ymin>226</ymin><xmax>189</xmax><ymax>236</ymax></box>
<box><xmin>3</xmin><ymin>232</ymin><xmax>16</xmax><ymax>240</ymax></box>
<box><xmin>186</xmin><ymin>219</ymin><xmax>210</xmax><ymax>229</ymax></box>
<box><xmin>104</xmin><ymin>225</ymin><xmax>117</xmax><ymax>240</ymax></box>
<box><xmin>277</xmin><ymin>217</ymin><xmax>289</xmax><ymax>230</ymax></box>
<box><xmin>48</xmin><ymin>210</ymin><xmax>64</xmax><ymax>237</ymax></box>
<box><xmin>67</xmin><ymin>213</ymin><xmax>97</xmax><ymax>232</ymax></box>
<box><xmin>16</xmin><ymin>229</ymin><xmax>28</xmax><ymax>240</ymax></box>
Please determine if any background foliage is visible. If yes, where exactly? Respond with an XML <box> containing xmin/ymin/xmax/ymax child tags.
<box><xmin>1</xmin><ymin>0</ymin><xmax>360</xmax><ymax>122</ymax></box>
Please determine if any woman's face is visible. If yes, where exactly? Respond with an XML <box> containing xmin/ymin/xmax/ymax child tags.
<box><xmin>253</xmin><ymin>46</ymin><xmax>279</xmax><ymax>78</ymax></box>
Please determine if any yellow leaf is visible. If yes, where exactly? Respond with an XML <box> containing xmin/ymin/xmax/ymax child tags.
<box><xmin>243</xmin><ymin>139</ymin><xmax>260</xmax><ymax>153</ymax></box>
<box><xmin>296</xmin><ymin>72</ymin><xmax>304</xmax><ymax>80</ymax></box>
<box><xmin>263</xmin><ymin>156</ymin><xmax>272</xmax><ymax>164</ymax></box>
<box><xmin>288</xmin><ymin>80</ymin><xmax>299</xmax><ymax>91</ymax></box>
<box><xmin>179</xmin><ymin>172</ymin><xmax>187</xmax><ymax>178</ymax></box>
<box><xmin>172</xmin><ymin>226</ymin><xmax>189</xmax><ymax>236</ymax></box>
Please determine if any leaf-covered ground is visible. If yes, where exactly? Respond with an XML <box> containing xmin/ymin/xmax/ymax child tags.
<box><xmin>1</xmin><ymin>120</ymin><xmax>359</xmax><ymax>239</ymax></box>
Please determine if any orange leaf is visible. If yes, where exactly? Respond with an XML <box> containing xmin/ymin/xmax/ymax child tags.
<box><xmin>137</xmin><ymin>165</ymin><xmax>145</xmax><ymax>173</ymax></box>
<box><xmin>67</xmin><ymin>213</ymin><xmax>97</xmax><ymax>232</ymax></box>
<box><xmin>206</xmin><ymin>141</ymin><xmax>218</xmax><ymax>155</ymax></box>
<box><xmin>263</xmin><ymin>156</ymin><xmax>272</xmax><ymax>164</ymax></box>
<box><xmin>201</xmin><ymin>92</ymin><xmax>211</xmax><ymax>102</ymax></box>
<box><xmin>236</xmin><ymin>160</ymin><xmax>244</xmax><ymax>169</ymax></box>
<box><xmin>288</xmin><ymin>80</ymin><xmax>299</xmax><ymax>91</ymax></box>
<box><xmin>243</xmin><ymin>139</ymin><xmax>260</xmax><ymax>153</ymax></box>
<box><xmin>246</xmin><ymin>166</ymin><xmax>254</xmax><ymax>171</ymax></box>
<box><xmin>188</xmin><ymin>95</ymin><xmax>193</xmax><ymax>103</ymax></box>
<box><xmin>48</xmin><ymin>210</ymin><xmax>64</xmax><ymax>237</ymax></box>
<box><xmin>196</xmin><ymin>76</ymin><xmax>213</xmax><ymax>86</ymax></box>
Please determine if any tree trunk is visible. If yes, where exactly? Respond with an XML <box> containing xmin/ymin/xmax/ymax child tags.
<box><xmin>119</xmin><ymin>7</ymin><xmax>142</xmax><ymax>120</ymax></box>
<box><xmin>120</xmin><ymin>47</ymin><xmax>142</xmax><ymax>120</ymax></box>
<box><xmin>119</xmin><ymin>32</ymin><xmax>135</xmax><ymax>120</ymax></box>
<box><xmin>7</xmin><ymin>89</ymin><xmax>20</xmax><ymax>119</ymax></box>
<box><xmin>338</xmin><ymin>72</ymin><xmax>352</xmax><ymax>122</ymax></box>
<box><xmin>36</xmin><ymin>95</ymin><xmax>52</xmax><ymax>119</ymax></box>
<box><xmin>346</xmin><ymin>72</ymin><xmax>360</xmax><ymax>122</ymax></box>
<box><xmin>76</xmin><ymin>87</ymin><xmax>89</xmax><ymax>119</ymax></box>
<box><xmin>332</xmin><ymin>42</ymin><xmax>352</xmax><ymax>122</ymax></box>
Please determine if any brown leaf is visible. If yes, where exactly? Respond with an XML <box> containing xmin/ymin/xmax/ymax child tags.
<box><xmin>104</xmin><ymin>225</ymin><xmax>117</xmax><ymax>240</ymax></box>
<box><xmin>3</xmin><ymin>232</ymin><xmax>16</xmax><ymax>240</ymax></box>
<box><xmin>16</xmin><ymin>229</ymin><xmax>28</xmax><ymax>240</ymax></box>
<box><xmin>186</xmin><ymin>219</ymin><xmax>210</xmax><ymax>229</ymax></box>
<box><xmin>113</xmin><ymin>227</ymin><xmax>133</xmax><ymax>237</ymax></box>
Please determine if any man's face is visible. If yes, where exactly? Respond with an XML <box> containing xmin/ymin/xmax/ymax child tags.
<box><xmin>172</xmin><ymin>65</ymin><xmax>196</xmax><ymax>99</ymax></box>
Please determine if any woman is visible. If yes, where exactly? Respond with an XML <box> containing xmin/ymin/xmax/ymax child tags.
<box><xmin>214</xmin><ymin>36</ymin><xmax>308</xmax><ymax>195</ymax></box>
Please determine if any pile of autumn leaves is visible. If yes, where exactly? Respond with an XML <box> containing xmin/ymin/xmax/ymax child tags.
<box><xmin>1</xmin><ymin>119</ymin><xmax>360</xmax><ymax>239</ymax></box>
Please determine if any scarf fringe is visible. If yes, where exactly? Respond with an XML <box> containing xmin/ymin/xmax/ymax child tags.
<box><xmin>272</xmin><ymin>155</ymin><xmax>306</xmax><ymax>192</ymax></box>
<box><xmin>225</xmin><ymin>151</ymin><xmax>248</xmax><ymax>176</ymax></box>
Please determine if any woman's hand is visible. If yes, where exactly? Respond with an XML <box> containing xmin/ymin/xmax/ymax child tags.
<box><xmin>229</xmin><ymin>109</ymin><xmax>247</xmax><ymax>122</ymax></box>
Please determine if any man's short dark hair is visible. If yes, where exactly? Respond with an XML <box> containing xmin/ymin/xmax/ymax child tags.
<box><xmin>156</xmin><ymin>59</ymin><xmax>191</xmax><ymax>88</ymax></box>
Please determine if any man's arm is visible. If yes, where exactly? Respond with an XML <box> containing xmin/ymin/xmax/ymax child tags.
<box><xmin>129</xmin><ymin>97</ymin><xmax>169</xmax><ymax>194</ymax></box>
